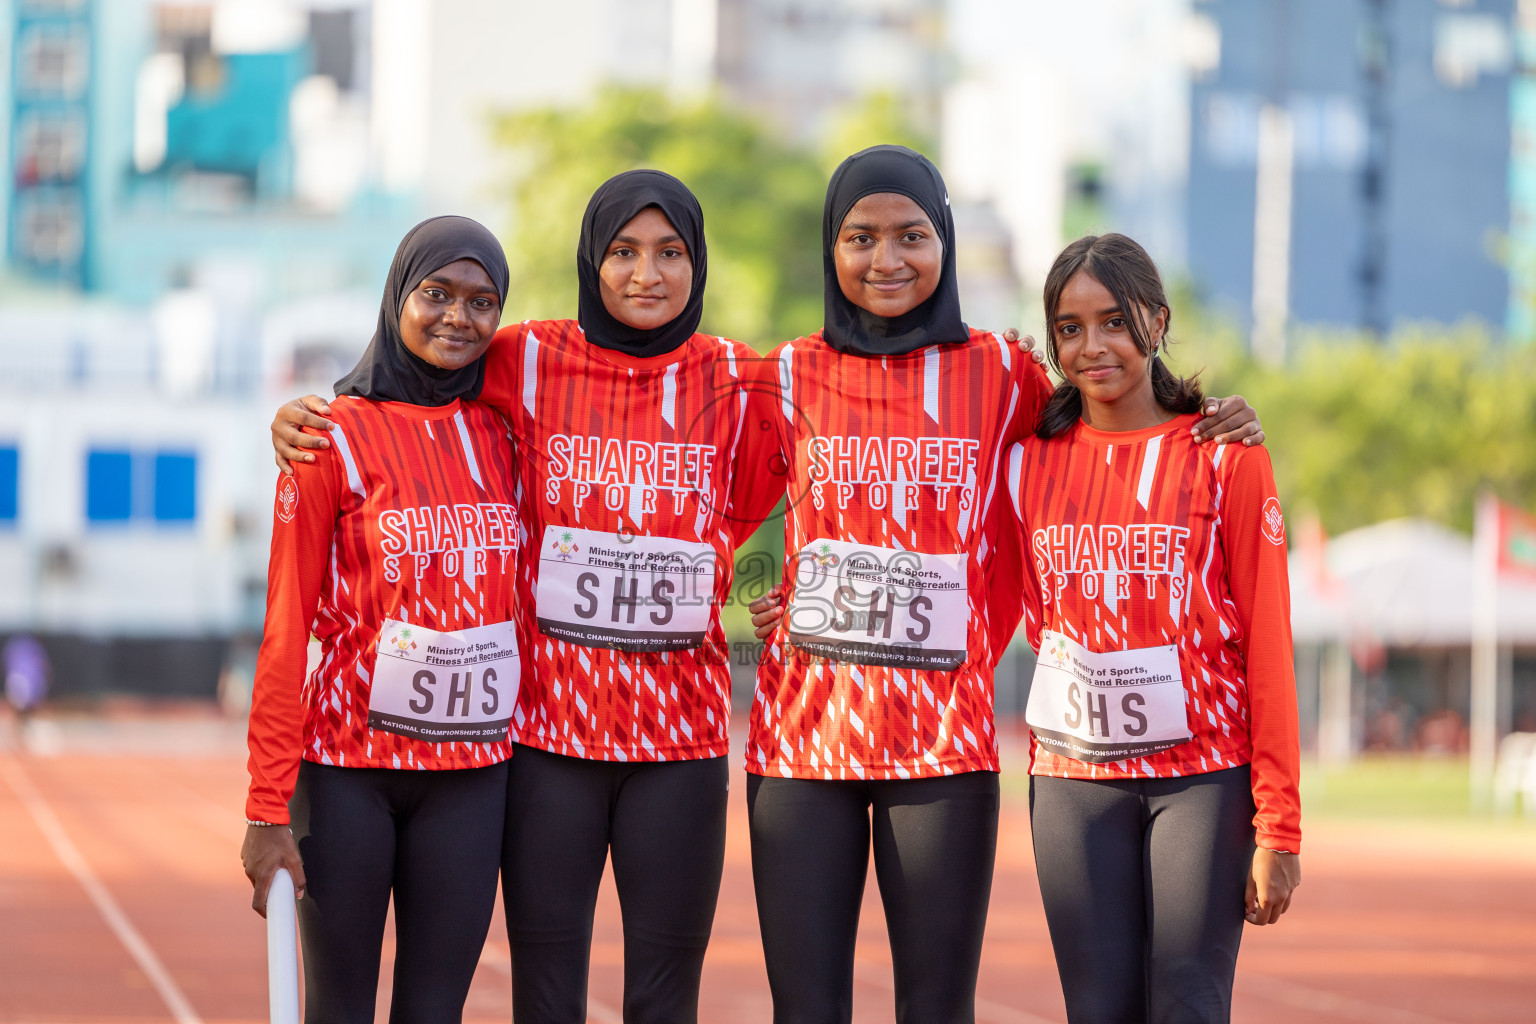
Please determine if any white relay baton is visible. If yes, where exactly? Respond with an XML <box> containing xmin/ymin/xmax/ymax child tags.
<box><xmin>266</xmin><ymin>867</ymin><xmax>300</xmax><ymax>1024</ymax></box>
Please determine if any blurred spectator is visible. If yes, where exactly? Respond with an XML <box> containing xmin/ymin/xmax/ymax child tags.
<box><xmin>3</xmin><ymin>635</ymin><xmax>50</xmax><ymax>720</ymax></box>
<box><xmin>1413</xmin><ymin>709</ymin><xmax>1469</xmax><ymax>755</ymax></box>
<box><xmin>1364</xmin><ymin>698</ymin><xmax>1410</xmax><ymax>752</ymax></box>
<box><xmin>217</xmin><ymin>635</ymin><xmax>257</xmax><ymax>717</ymax></box>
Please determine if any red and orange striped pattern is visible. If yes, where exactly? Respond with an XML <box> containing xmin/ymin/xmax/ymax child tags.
<box><xmin>480</xmin><ymin>320</ymin><xmax>779</xmax><ymax>763</ymax></box>
<box><xmin>748</xmin><ymin>329</ymin><xmax>1052</xmax><ymax>780</ymax></box>
<box><xmin>1007</xmin><ymin>413</ymin><xmax>1302</xmax><ymax>851</ymax></box>
<box><xmin>246</xmin><ymin>397</ymin><xmax>521</xmax><ymax>824</ymax></box>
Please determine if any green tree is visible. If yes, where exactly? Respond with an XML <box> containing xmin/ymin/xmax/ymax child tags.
<box><xmin>819</xmin><ymin>92</ymin><xmax>937</xmax><ymax>172</ymax></box>
<box><xmin>491</xmin><ymin>85</ymin><xmax>1002</xmax><ymax>641</ymax></box>
<box><xmin>1189</xmin><ymin>322</ymin><xmax>1536</xmax><ymax>535</ymax></box>
<box><xmin>491</xmin><ymin>87</ymin><xmax>825</xmax><ymax>350</ymax></box>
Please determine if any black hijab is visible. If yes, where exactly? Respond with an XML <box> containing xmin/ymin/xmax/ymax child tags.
<box><xmin>822</xmin><ymin>145</ymin><xmax>967</xmax><ymax>357</ymax></box>
<box><xmin>577</xmin><ymin>169</ymin><xmax>707</xmax><ymax>358</ymax></box>
<box><xmin>334</xmin><ymin>215</ymin><xmax>510</xmax><ymax>405</ymax></box>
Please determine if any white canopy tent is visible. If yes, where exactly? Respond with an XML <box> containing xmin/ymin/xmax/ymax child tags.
<box><xmin>1287</xmin><ymin>517</ymin><xmax>1536</xmax><ymax>771</ymax></box>
<box><xmin>1289</xmin><ymin>518</ymin><xmax>1536</xmax><ymax>646</ymax></box>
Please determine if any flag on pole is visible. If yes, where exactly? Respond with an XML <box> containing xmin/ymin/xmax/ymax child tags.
<box><xmin>1495</xmin><ymin>500</ymin><xmax>1536</xmax><ymax>581</ymax></box>
<box><xmin>1297</xmin><ymin>514</ymin><xmax>1345</xmax><ymax>598</ymax></box>
<box><xmin>1471</xmin><ymin>495</ymin><xmax>1536</xmax><ymax>807</ymax></box>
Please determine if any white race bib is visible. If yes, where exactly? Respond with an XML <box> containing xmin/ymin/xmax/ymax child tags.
<box><xmin>785</xmin><ymin>538</ymin><xmax>967</xmax><ymax>670</ymax></box>
<box><xmin>369</xmin><ymin>619</ymin><xmax>519</xmax><ymax>743</ymax></box>
<box><xmin>1025</xmin><ymin>630</ymin><xmax>1192</xmax><ymax>763</ymax></box>
<box><xmin>535</xmin><ymin>526</ymin><xmax>716</xmax><ymax>651</ymax></box>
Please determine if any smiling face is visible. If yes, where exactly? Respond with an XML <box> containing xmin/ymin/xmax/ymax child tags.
<box><xmin>833</xmin><ymin>191</ymin><xmax>944</xmax><ymax>318</ymax></box>
<box><xmin>1051</xmin><ymin>269</ymin><xmax>1169</xmax><ymax>427</ymax></box>
<box><xmin>598</xmin><ymin>206</ymin><xmax>693</xmax><ymax>331</ymax></box>
<box><xmin>398</xmin><ymin>258</ymin><xmax>502</xmax><ymax>370</ymax></box>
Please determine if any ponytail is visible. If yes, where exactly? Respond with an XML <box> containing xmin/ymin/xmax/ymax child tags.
<box><xmin>1150</xmin><ymin>353</ymin><xmax>1203</xmax><ymax>415</ymax></box>
<box><xmin>1037</xmin><ymin>382</ymin><xmax>1083</xmax><ymax>439</ymax></box>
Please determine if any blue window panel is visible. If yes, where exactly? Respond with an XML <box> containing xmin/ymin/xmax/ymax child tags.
<box><xmin>153</xmin><ymin>451</ymin><xmax>196</xmax><ymax>522</ymax></box>
<box><xmin>0</xmin><ymin>447</ymin><xmax>16</xmax><ymax>522</ymax></box>
<box><xmin>86</xmin><ymin>449</ymin><xmax>133</xmax><ymax>522</ymax></box>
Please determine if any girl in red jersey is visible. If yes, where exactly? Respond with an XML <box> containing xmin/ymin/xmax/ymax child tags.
<box><xmin>742</xmin><ymin>147</ymin><xmax>1034</xmax><ymax>1024</ymax></box>
<box><xmin>270</xmin><ymin>172</ymin><xmax>779</xmax><ymax>1024</ymax></box>
<box><xmin>743</xmin><ymin>148</ymin><xmax>1264</xmax><ymax>1024</ymax></box>
<box><xmin>242</xmin><ymin>216</ymin><xmax>520</xmax><ymax>1023</ymax></box>
<box><xmin>1006</xmin><ymin>233</ymin><xmax>1301</xmax><ymax>1024</ymax></box>
<box><xmin>480</xmin><ymin>172</ymin><xmax>777</xmax><ymax>1024</ymax></box>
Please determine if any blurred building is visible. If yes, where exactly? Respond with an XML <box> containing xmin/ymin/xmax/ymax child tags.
<box><xmin>1187</xmin><ymin>0</ymin><xmax>1515</xmax><ymax>338</ymax></box>
<box><xmin>0</xmin><ymin>0</ymin><xmax>1034</xmax><ymax>696</ymax></box>
<box><xmin>1509</xmin><ymin>0</ymin><xmax>1536</xmax><ymax>341</ymax></box>
<box><xmin>0</xmin><ymin>0</ymin><xmax>743</xmax><ymax>697</ymax></box>
<box><xmin>0</xmin><ymin>0</ymin><xmax>422</xmax><ymax>695</ymax></box>
<box><xmin>5</xmin><ymin>0</ymin><xmax>91</xmax><ymax>288</ymax></box>
<box><xmin>716</xmin><ymin>0</ymin><xmax>946</xmax><ymax>142</ymax></box>
<box><xmin>943</xmin><ymin>0</ymin><xmax>1198</xmax><ymax>323</ymax></box>
<box><xmin>3</xmin><ymin>0</ymin><xmax>414</xmax><ymax>310</ymax></box>
<box><xmin>409</xmin><ymin>0</ymin><xmax>709</xmax><ymax>227</ymax></box>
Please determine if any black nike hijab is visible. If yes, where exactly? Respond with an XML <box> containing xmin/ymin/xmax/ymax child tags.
<box><xmin>333</xmin><ymin>215</ymin><xmax>509</xmax><ymax>405</ymax></box>
<box><xmin>822</xmin><ymin>145</ymin><xmax>967</xmax><ymax>357</ymax></box>
<box><xmin>577</xmin><ymin>169</ymin><xmax>708</xmax><ymax>358</ymax></box>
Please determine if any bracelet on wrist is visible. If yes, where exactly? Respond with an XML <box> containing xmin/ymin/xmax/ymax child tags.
<box><xmin>246</xmin><ymin>819</ymin><xmax>282</xmax><ymax>827</ymax></box>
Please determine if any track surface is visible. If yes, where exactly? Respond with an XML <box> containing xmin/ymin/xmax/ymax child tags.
<box><xmin>1</xmin><ymin>713</ymin><xmax>1532</xmax><ymax>1024</ymax></box>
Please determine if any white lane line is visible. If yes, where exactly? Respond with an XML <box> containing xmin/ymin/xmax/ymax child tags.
<box><xmin>480</xmin><ymin>939</ymin><xmax>624</xmax><ymax>1024</ymax></box>
<box><xmin>1242</xmin><ymin>972</ymin><xmax>1461</xmax><ymax>1024</ymax></box>
<box><xmin>0</xmin><ymin>757</ymin><xmax>204</xmax><ymax>1024</ymax></box>
<box><xmin>853</xmin><ymin>960</ymin><xmax>1061</xmax><ymax>1024</ymax></box>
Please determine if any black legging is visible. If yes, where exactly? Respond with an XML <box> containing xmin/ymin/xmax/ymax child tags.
<box><xmin>288</xmin><ymin>758</ymin><xmax>508</xmax><ymax>1024</ymax></box>
<box><xmin>746</xmin><ymin>771</ymin><xmax>1000</xmax><ymax>1024</ymax></box>
<box><xmin>501</xmin><ymin>744</ymin><xmax>729</xmax><ymax>1024</ymax></box>
<box><xmin>1029</xmin><ymin>765</ymin><xmax>1257</xmax><ymax>1024</ymax></box>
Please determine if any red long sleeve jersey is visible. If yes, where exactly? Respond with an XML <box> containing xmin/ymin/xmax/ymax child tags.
<box><xmin>1007</xmin><ymin>414</ymin><xmax>1302</xmax><ymax>852</ymax></box>
<box><xmin>746</xmin><ymin>329</ymin><xmax>1053</xmax><ymax>780</ymax></box>
<box><xmin>479</xmin><ymin>320</ymin><xmax>780</xmax><ymax>762</ymax></box>
<box><xmin>246</xmin><ymin>398</ymin><xmax>521</xmax><ymax>825</ymax></box>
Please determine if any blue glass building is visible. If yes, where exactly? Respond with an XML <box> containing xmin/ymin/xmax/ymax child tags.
<box><xmin>1187</xmin><ymin>0</ymin><xmax>1515</xmax><ymax>336</ymax></box>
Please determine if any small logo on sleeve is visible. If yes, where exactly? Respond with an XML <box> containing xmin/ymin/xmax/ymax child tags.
<box><xmin>1261</xmin><ymin>496</ymin><xmax>1286</xmax><ymax>546</ymax></box>
<box><xmin>276</xmin><ymin>477</ymin><xmax>299</xmax><ymax>524</ymax></box>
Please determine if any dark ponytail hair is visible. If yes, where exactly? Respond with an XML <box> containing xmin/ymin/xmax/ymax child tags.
<box><xmin>1036</xmin><ymin>233</ymin><xmax>1203</xmax><ymax>439</ymax></box>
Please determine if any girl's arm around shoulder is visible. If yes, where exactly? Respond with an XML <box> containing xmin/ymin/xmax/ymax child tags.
<box><xmin>993</xmin><ymin>330</ymin><xmax>1054</xmax><ymax>445</ymax></box>
<box><xmin>725</xmin><ymin>341</ymin><xmax>788</xmax><ymax>543</ymax></box>
<box><xmin>1021</xmin><ymin>350</ymin><xmax>1054</xmax><ymax>405</ymax></box>
<box><xmin>1217</xmin><ymin>443</ymin><xmax>1301</xmax><ymax>854</ymax></box>
<box><xmin>474</xmin><ymin>321</ymin><xmax>533</xmax><ymax>423</ymax></box>
<box><xmin>1003</xmin><ymin>440</ymin><xmax>1048</xmax><ymax>656</ymax></box>
<box><xmin>245</xmin><ymin>450</ymin><xmax>344</xmax><ymax>826</ymax></box>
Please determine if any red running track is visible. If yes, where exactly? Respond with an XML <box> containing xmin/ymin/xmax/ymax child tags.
<box><xmin>0</xmin><ymin>719</ymin><xmax>1532</xmax><ymax>1023</ymax></box>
